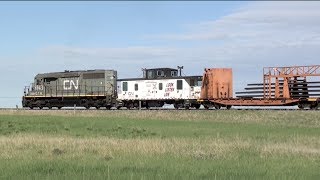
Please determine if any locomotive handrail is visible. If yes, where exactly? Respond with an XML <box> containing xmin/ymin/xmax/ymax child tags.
<box><xmin>25</xmin><ymin>85</ymin><xmax>112</xmax><ymax>97</ymax></box>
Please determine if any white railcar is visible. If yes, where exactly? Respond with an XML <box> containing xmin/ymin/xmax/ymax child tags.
<box><xmin>117</xmin><ymin>68</ymin><xmax>202</xmax><ymax>109</ymax></box>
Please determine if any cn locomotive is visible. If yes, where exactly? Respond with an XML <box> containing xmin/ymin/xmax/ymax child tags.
<box><xmin>22</xmin><ymin>69</ymin><xmax>118</xmax><ymax>109</ymax></box>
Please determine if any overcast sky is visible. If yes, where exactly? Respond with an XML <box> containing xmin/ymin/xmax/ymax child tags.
<box><xmin>0</xmin><ymin>1</ymin><xmax>319</xmax><ymax>107</ymax></box>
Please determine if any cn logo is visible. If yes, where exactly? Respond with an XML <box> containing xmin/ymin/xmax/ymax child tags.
<box><xmin>63</xmin><ymin>79</ymin><xmax>79</xmax><ymax>90</ymax></box>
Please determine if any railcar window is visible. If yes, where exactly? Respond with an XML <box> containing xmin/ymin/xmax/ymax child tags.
<box><xmin>122</xmin><ymin>82</ymin><xmax>128</xmax><ymax>91</ymax></box>
<box><xmin>135</xmin><ymin>83</ymin><xmax>138</xmax><ymax>91</ymax></box>
<box><xmin>198</xmin><ymin>80</ymin><xmax>202</xmax><ymax>87</ymax></box>
<box><xmin>157</xmin><ymin>70</ymin><xmax>164</xmax><ymax>77</ymax></box>
<box><xmin>177</xmin><ymin>80</ymin><xmax>183</xmax><ymax>90</ymax></box>
<box><xmin>190</xmin><ymin>79</ymin><xmax>195</xmax><ymax>86</ymax></box>
<box><xmin>171</xmin><ymin>71</ymin><xmax>178</xmax><ymax>77</ymax></box>
<box><xmin>159</xmin><ymin>83</ymin><xmax>163</xmax><ymax>90</ymax></box>
<box><xmin>147</xmin><ymin>71</ymin><xmax>154</xmax><ymax>79</ymax></box>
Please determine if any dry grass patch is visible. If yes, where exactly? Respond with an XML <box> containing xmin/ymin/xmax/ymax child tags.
<box><xmin>0</xmin><ymin>134</ymin><xmax>319</xmax><ymax>161</ymax></box>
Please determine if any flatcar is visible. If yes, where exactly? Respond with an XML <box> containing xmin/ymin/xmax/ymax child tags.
<box><xmin>200</xmin><ymin>65</ymin><xmax>320</xmax><ymax>110</ymax></box>
<box><xmin>22</xmin><ymin>69</ymin><xmax>118</xmax><ymax>109</ymax></box>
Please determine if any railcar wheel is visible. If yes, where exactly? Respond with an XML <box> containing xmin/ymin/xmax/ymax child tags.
<box><xmin>29</xmin><ymin>106</ymin><xmax>34</xmax><ymax>110</ymax></box>
<box><xmin>95</xmin><ymin>106</ymin><xmax>100</xmax><ymax>110</ymax></box>
<box><xmin>214</xmin><ymin>104</ymin><xmax>221</xmax><ymax>110</ymax></box>
<box><xmin>38</xmin><ymin>106</ymin><xmax>43</xmax><ymax>110</ymax></box>
<box><xmin>204</xmin><ymin>105</ymin><xmax>209</xmax><ymax>110</ymax></box>
<box><xmin>226</xmin><ymin>105</ymin><xmax>232</xmax><ymax>110</ymax></box>
<box><xmin>174</xmin><ymin>104</ymin><xmax>179</xmax><ymax>110</ymax></box>
<box><xmin>106</xmin><ymin>105</ymin><xmax>112</xmax><ymax>110</ymax></box>
<box><xmin>58</xmin><ymin>106</ymin><xmax>62</xmax><ymax>110</ymax></box>
<box><xmin>298</xmin><ymin>104</ymin><xmax>304</xmax><ymax>110</ymax></box>
<box><xmin>310</xmin><ymin>103</ymin><xmax>318</xmax><ymax>110</ymax></box>
<box><xmin>195</xmin><ymin>104</ymin><xmax>201</xmax><ymax>109</ymax></box>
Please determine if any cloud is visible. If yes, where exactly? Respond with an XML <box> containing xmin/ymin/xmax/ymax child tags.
<box><xmin>146</xmin><ymin>1</ymin><xmax>320</xmax><ymax>46</ymax></box>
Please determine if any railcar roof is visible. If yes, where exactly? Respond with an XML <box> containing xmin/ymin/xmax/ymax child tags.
<box><xmin>118</xmin><ymin>76</ymin><xmax>202</xmax><ymax>81</ymax></box>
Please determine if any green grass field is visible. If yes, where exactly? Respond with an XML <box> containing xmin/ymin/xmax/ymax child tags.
<box><xmin>0</xmin><ymin>110</ymin><xmax>319</xmax><ymax>179</ymax></box>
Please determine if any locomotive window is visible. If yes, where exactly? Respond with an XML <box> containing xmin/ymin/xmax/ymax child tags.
<box><xmin>122</xmin><ymin>82</ymin><xmax>128</xmax><ymax>91</ymax></box>
<box><xmin>44</xmin><ymin>77</ymin><xmax>57</xmax><ymax>83</ymax></box>
<box><xmin>134</xmin><ymin>83</ymin><xmax>138</xmax><ymax>91</ymax></box>
<box><xmin>159</xmin><ymin>83</ymin><xmax>163</xmax><ymax>90</ymax></box>
<box><xmin>177</xmin><ymin>80</ymin><xmax>183</xmax><ymax>90</ymax></box>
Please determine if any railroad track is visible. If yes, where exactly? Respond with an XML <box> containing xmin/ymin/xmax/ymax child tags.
<box><xmin>0</xmin><ymin>108</ymin><xmax>319</xmax><ymax>111</ymax></box>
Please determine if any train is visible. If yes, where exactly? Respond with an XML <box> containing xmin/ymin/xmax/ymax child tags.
<box><xmin>22</xmin><ymin>65</ymin><xmax>320</xmax><ymax>110</ymax></box>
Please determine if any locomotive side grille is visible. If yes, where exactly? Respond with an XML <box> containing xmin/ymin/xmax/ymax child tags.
<box><xmin>83</xmin><ymin>73</ymin><xmax>105</xmax><ymax>79</ymax></box>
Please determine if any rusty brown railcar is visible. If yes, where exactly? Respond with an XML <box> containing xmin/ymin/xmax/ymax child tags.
<box><xmin>200</xmin><ymin>65</ymin><xmax>320</xmax><ymax>109</ymax></box>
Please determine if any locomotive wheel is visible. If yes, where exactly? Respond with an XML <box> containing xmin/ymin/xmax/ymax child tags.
<box><xmin>185</xmin><ymin>106</ymin><xmax>190</xmax><ymax>110</ymax></box>
<box><xmin>226</xmin><ymin>105</ymin><xmax>232</xmax><ymax>110</ymax></box>
<box><xmin>85</xmin><ymin>105</ymin><xmax>90</xmax><ymax>110</ymax></box>
<box><xmin>195</xmin><ymin>104</ymin><xmax>201</xmax><ymax>109</ymax></box>
<box><xmin>29</xmin><ymin>106</ymin><xmax>34</xmax><ymax>110</ymax></box>
<box><xmin>95</xmin><ymin>106</ymin><xmax>101</xmax><ymax>109</ymax></box>
<box><xmin>204</xmin><ymin>105</ymin><xmax>209</xmax><ymax>110</ymax></box>
<box><xmin>174</xmin><ymin>104</ymin><xmax>179</xmax><ymax>110</ymax></box>
<box><xmin>106</xmin><ymin>105</ymin><xmax>112</xmax><ymax>110</ymax></box>
<box><xmin>38</xmin><ymin>106</ymin><xmax>43</xmax><ymax>110</ymax></box>
<box><xmin>58</xmin><ymin>106</ymin><xmax>62</xmax><ymax>110</ymax></box>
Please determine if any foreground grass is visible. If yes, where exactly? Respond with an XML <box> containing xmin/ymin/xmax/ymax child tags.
<box><xmin>0</xmin><ymin>110</ymin><xmax>319</xmax><ymax>179</ymax></box>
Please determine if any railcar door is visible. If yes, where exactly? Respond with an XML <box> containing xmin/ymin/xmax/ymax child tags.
<box><xmin>176</xmin><ymin>79</ymin><xmax>184</xmax><ymax>99</ymax></box>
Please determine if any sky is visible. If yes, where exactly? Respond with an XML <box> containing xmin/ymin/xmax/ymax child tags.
<box><xmin>0</xmin><ymin>1</ymin><xmax>320</xmax><ymax>107</ymax></box>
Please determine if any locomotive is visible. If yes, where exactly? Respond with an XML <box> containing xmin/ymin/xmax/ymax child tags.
<box><xmin>22</xmin><ymin>69</ymin><xmax>118</xmax><ymax>109</ymax></box>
